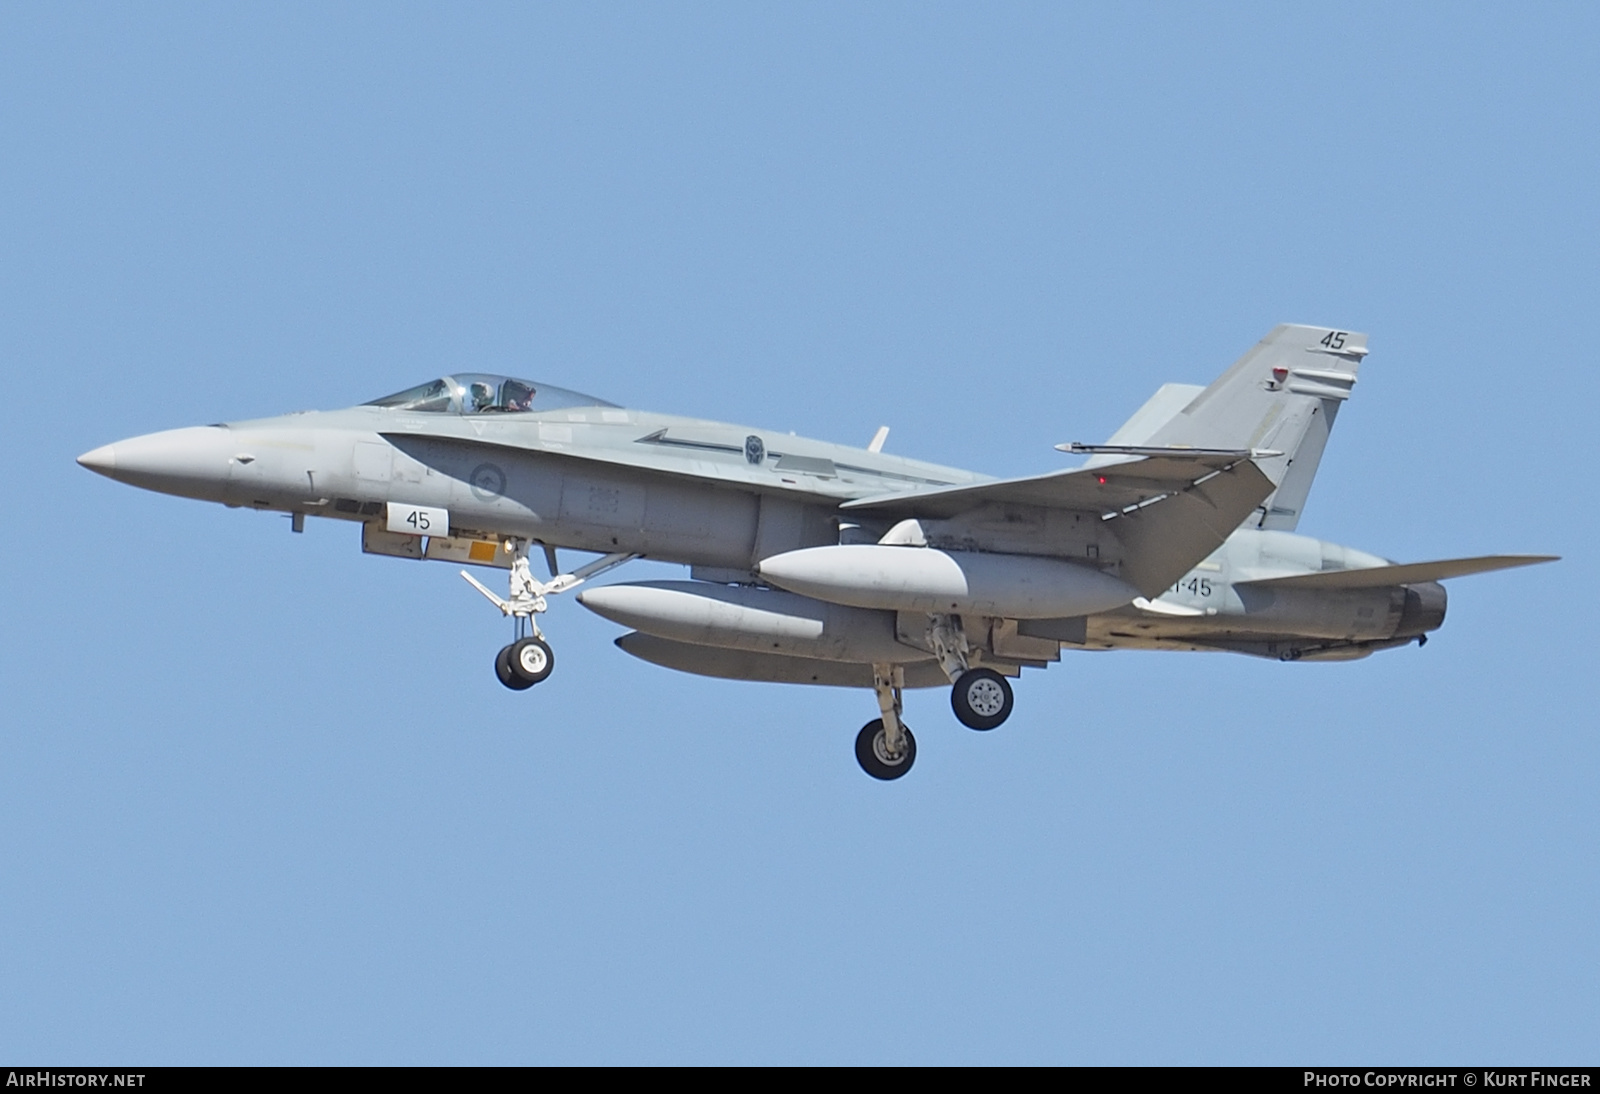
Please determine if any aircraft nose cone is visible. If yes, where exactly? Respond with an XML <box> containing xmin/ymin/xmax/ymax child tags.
<box><xmin>76</xmin><ymin>444</ymin><xmax>117</xmax><ymax>475</ymax></box>
<box><xmin>76</xmin><ymin>426</ymin><xmax>236</xmax><ymax>501</ymax></box>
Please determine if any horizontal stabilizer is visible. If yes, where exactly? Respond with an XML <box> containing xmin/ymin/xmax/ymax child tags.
<box><xmin>1238</xmin><ymin>554</ymin><xmax>1558</xmax><ymax>590</ymax></box>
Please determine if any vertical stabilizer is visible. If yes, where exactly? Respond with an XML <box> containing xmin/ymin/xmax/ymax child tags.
<box><xmin>1140</xmin><ymin>324</ymin><xmax>1368</xmax><ymax>531</ymax></box>
<box><xmin>1082</xmin><ymin>383</ymin><xmax>1205</xmax><ymax>469</ymax></box>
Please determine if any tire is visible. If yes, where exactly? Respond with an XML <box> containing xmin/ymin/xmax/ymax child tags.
<box><xmin>496</xmin><ymin>645</ymin><xmax>534</xmax><ymax>690</ymax></box>
<box><xmin>855</xmin><ymin>719</ymin><xmax>917</xmax><ymax>781</ymax></box>
<box><xmin>508</xmin><ymin>637</ymin><xmax>555</xmax><ymax>685</ymax></box>
<box><xmin>951</xmin><ymin>667</ymin><xmax>1013</xmax><ymax>731</ymax></box>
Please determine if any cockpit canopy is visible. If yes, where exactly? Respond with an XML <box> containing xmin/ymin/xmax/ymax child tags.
<box><xmin>364</xmin><ymin>373</ymin><xmax>617</xmax><ymax>415</ymax></box>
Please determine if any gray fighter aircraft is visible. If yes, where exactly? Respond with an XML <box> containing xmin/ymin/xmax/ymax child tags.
<box><xmin>79</xmin><ymin>325</ymin><xmax>1554</xmax><ymax>779</ymax></box>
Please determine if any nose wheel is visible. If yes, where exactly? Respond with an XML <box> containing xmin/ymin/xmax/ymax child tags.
<box><xmin>461</xmin><ymin>541</ymin><xmax>637</xmax><ymax>693</ymax></box>
<box><xmin>495</xmin><ymin>636</ymin><xmax>554</xmax><ymax>690</ymax></box>
<box><xmin>495</xmin><ymin>645</ymin><xmax>531</xmax><ymax>690</ymax></box>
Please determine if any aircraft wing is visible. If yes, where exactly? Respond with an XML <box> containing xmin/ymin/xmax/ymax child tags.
<box><xmin>1237</xmin><ymin>555</ymin><xmax>1558</xmax><ymax>589</ymax></box>
<box><xmin>843</xmin><ymin>453</ymin><xmax>1276</xmax><ymax>598</ymax></box>
<box><xmin>839</xmin><ymin>452</ymin><xmax>1262</xmax><ymax>518</ymax></box>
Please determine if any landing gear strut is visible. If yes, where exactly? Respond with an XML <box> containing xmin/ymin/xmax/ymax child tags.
<box><xmin>927</xmin><ymin>613</ymin><xmax>1016</xmax><ymax>731</ymax></box>
<box><xmin>857</xmin><ymin>663</ymin><xmax>915</xmax><ymax>780</ymax></box>
<box><xmin>462</xmin><ymin>539</ymin><xmax>636</xmax><ymax>691</ymax></box>
<box><xmin>852</xmin><ymin>616</ymin><xmax>1025</xmax><ymax>777</ymax></box>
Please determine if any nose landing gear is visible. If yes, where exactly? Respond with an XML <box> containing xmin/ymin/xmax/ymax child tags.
<box><xmin>461</xmin><ymin>540</ymin><xmax>636</xmax><ymax>691</ymax></box>
<box><xmin>495</xmin><ymin>635</ymin><xmax>554</xmax><ymax>689</ymax></box>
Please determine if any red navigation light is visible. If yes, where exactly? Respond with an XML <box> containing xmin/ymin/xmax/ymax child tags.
<box><xmin>1097</xmin><ymin>476</ymin><xmax>1107</xmax><ymax>485</ymax></box>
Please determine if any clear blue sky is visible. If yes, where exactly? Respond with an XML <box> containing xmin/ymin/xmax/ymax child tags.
<box><xmin>1</xmin><ymin>3</ymin><xmax>1593</xmax><ymax>1064</ymax></box>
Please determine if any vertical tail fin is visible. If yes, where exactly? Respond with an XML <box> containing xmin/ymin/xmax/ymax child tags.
<box><xmin>1082</xmin><ymin>382</ymin><xmax>1205</xmax><ymax>469</ymax></box>
<box><xmin>1126</xmin><ymin>324</ymin><xmax>1367</xmax><ymax>531</ymax></box>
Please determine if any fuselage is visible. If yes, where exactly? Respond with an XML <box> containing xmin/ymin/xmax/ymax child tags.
<box><xmin>79</xmin><ymin>337</ymin><xmax>1547</xmax><ymax>783</ymax></box>
<box><xmin>78</xmin><ymin>375</ymin><xmax>1445</xmax><ymax>670</ymax></box>
<box><xmin>79</xmin><ymin>399</ymin><xmax>987</xmax><ymax>569</ymax></box>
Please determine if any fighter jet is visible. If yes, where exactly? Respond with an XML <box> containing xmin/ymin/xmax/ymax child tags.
<box><xmin>78</xmin><ymin>325</ymin><xmax>1554</xmax><ymax>779</ymax></box>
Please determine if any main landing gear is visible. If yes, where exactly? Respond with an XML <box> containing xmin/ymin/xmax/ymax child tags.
<box><xmin>927</xmin><ymin>613</ymin><xmax>1015</xmax><ymax>733</ymax></box>
<box><xmin>950</xmin><ymin>667</ymin><xmax>1013</xmax><ymax>731</ymax></box>
<box><xmin>859</xmin><ymin>664</ymin><xmax>916</xmax><ymax>780</ymax></box>
<box><xmin>461</xmin><ymin>539</ymin><xmax>636</xmax><ymax>691</ymax></box>
<box><xmin>852</xmin><ymin>617</ymin><xmax>1017</xmax><ymax>780</ymax></box>
<box><xmin>857</xmin><ymin>718</ymin><xmax>917</xmax><ymax>780</ymax></box>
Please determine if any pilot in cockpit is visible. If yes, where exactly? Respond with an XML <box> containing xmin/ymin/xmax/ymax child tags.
<box><xmin>502</xmin><ymin>380</ymin><xmax>535</xmax><ymax>412</ymax></box>
<box><xmin>467</xmin><ymin>381</ymin><xmax>496</xmax><ymax>413</ymax></box>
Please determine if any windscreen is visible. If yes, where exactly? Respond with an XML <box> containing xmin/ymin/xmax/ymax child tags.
<box><xmin>364</xmin><ymin>379</ymin><xmax>454</xmax><ymax>413</ymax></box>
